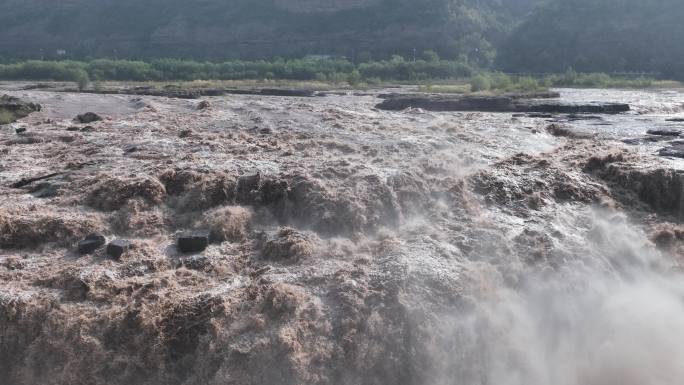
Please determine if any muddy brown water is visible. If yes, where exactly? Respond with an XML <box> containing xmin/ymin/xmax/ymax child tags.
<box><xmin>1</xmin><ymin>85</ymin><xmax>684</xmax><ymax>385</ymax></box>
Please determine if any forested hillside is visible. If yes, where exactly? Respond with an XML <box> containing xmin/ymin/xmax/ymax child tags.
<box><xmin>2</xmin><ymin>0</ymin><xmax>681</xmax><ymax>79</ymax></box>
<box><xmin>0</xmin><ymin>0</ymin><xmax>539</xmax><ymax>63</ymax></box>
<box><xmin>498</xmin><ymin>0</ymin><xmax>684</xmax><ymax>79</ymax></box>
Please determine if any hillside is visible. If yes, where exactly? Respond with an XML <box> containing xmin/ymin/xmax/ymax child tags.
<box><xmin>498</xmin><ymin>0</ymin><xmax>684</xmax><ymax>79</ymax></box>
<box><xmin>0</xmin><ymin>0</ymin><xmax>539</xmax><ymax>63</ymax></box>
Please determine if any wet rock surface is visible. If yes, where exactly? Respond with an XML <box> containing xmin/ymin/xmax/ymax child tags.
<box><xmin>74</xmin><ymin>112</ymin><xmax>103</xmax><ymax>123</ymax></box>
<box><xmin>648</xmin><ymin>129</ymin><xmax>681</xmax><ymax>136</ymax></box>
<box><xmin>376</xmin><ymin>93</ymin><xmax>631</xmax><ymax>113</ymax></box>
<box><xmin>1</xmin><ymin>85</ymin><xmax>684</xmax><ymax>385</ymax></box>
<box><xmin>0</xmin><ymin>94</ymin><xmax>41</xmax><ymax>124</ymax></box>
<box><xmin>659</xmin><ymin>144</ymin><xmax>684</xmax><ymax>158</ymax></box>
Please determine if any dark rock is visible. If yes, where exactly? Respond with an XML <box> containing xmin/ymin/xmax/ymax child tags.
<box><xmin>623</xmin><ymin>135</ymin><xmax>673</xmax><ymax>145</ymax></box>
<box><xmin>107</xmin><ymin>239</ymin><xmax>130</xmax><ymax>260</ymax></box>
<box><xmin>666</xmin><ymin>118</ymin><xmax>684</xmax><ymax>122</ymax></box>
<box><xmin>80</xmin><ymin>125</ymin><xmax>95</xmax><ymax>132</ymax></box>
<box><xmin>15</xmin><ymin>127</ymin><xmax>27</xmax><ymax>134</ymax></box>
<box><xmin>75</xmin><ymin>112</ymin><xmax>103</xmax><ymax>124</ymax></box>
<box><xmin>526</xmin><ymin>113</ymin><xmax>554</xmax><ymax>118</ymax></box>
<box><xmin>375</xmin><ymin>94</ymin><xmax>630</xmax><ymax>114</ymax></box>
<box><xmin>259</xmin><ymin>88</ymin><xmax>314</xmax><ymax>97</ymax></box>
<box><xmin>78</xmin><ymin>233</ymin><xmax>106</xmax><ymax>254</ymax></box>
<box><xmin>179</xmin><ymin>129</ymin><xmax>193</xmax><ymax>138</ymax></box>
<box><xmin>201</xmin><ymin>89</ymin><xmax>224</xmax><ymax>97</ymax></box>
<box><xmin>197</xmin><ymin>100</ymin><xmax>211</xmax><ymax>110</ymax></box>
<box><xmin>648</xmin><ymin>129</ymin><xmax>681</xmax><ymax>137</ymax></box>
<box><xmin>66</xmin><ymin>126</ymin><xmax>80</xmax><ymax>131</ymax></box>
<box><xmin>11</xmin><ymin>172</ymin><xmax>63</xmax><ymax>189</ymax></box>
<box><xmin>178</xmin><ymin>230</ymin><xmax>210</xmax><ymax>253</ymax></box>
<box><xmin>123</xmin><ymin>145</ymin><xmax>139</xmax><ymax>153</ymax></box>
<box><xmin>566</xmin><ymin>114</ymin><xmax>603</xmax><ymax>121</ymax></box>
<box><xmin>659</xmin><ymin>144</ymin><xmax>684</xmax><ymax>158</ymax></box>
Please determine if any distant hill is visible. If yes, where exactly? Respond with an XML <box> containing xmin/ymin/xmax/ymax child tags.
<box><xmin>0</xmin><ymin>0</ymin><xmax>540</xmax><ymax>63</ymax></box>
<box><xmin>498</xmin><ymin>0</ymin><xmax>684</xmax><ymax>79</ymax></box>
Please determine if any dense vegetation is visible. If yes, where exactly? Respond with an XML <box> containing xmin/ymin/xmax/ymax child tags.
<box><xmin>499</xmin><ymin>0</ymin><xmax>684</xmax><ymax>79</ymax></box>
<box><xmin>0</xmin><ymin>57</ymin><xmax>477</xmax><ymax>84</ymax></box>
<box><xmin>0</xmin><ymin>57</ymin><xmax>659</xmax><ymax>93</ymax></box>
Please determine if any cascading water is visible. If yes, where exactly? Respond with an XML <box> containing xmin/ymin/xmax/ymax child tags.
<box><xmin>1</xmin><ymin>86</ymin><xmax>684</xmax><ymax>385</ymax></box>
<box><xmin>429</xmin><ymin>209</ymin><xmax>684</xmax><ymax>385</ymax></box>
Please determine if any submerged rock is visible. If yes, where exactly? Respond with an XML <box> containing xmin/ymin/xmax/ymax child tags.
<box><xmin>648</xmin><ymin>129</ymin><xmax>681</xmax><ymax>137</ymax></box>
<box><xmin>659</xmin><ymin>144</ymin><xmax>684</xmax><ymax>158</ymax></box>
<box><xmin>75</xmin><ymin>112</ymin><xmax>103</xmax><ymax>123</ymax></box>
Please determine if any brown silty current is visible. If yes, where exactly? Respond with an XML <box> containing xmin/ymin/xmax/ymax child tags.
<box><xmin>2</xmin><ymin>85</ymin><xmax>684</xmax><ymax>385</ymax></box>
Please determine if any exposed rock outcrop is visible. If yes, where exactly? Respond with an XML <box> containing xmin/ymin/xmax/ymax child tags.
<box><xmin>376</xmin><ymin>94</ymin><xmax>630</xmax><ymax>113</ymax></box>
<box><xmin>0</xmin><ymin>95</ymin><xmax>41</xmax><ymax>124</ymax></box>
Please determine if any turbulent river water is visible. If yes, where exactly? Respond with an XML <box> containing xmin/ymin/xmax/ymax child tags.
<box><xmin>1</xmin><ymin>85</ymin><xmax>684</xmax><ymax>385</ymax></box>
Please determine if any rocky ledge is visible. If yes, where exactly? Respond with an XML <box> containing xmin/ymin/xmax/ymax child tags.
<box><xmin>0</xmin><ymin>94</ymin><xmax>41</xmax><ymax>124</ymax></box>
<box><xmin>375</xmin><ymin>94</ymin><xmax>630</xmax><ymax>114</ymax></box>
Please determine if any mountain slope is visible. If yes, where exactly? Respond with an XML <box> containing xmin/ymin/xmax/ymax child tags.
<box><xmin>497</xmin><ymin>0</ymin><xmax>684</xmax><ymax>79</ymax></box>
<box><xmin>0</xmin><ymin>0</ymin><xmax>539</xmax><ymax>62</ymax></box>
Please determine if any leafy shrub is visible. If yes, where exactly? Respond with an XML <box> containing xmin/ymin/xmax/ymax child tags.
<box><xmin>74</xmin><ymin>69</ymin><xmax>90</xmax><ymax>91</ymax></box>
<box><xmin>515</xmin><ymin>76</ymin><xmax>540</xmax><ymax>91</ymax></box>
<box><xmin>489</xmin><ymin>72</ymin><xmax>512</xmax><ymax>90</ymax></box>
<box><xmin>347</xmin><ymin>70</ymin><xmax>362</xmax><ymax>86</ymax></box>
<box><xmin>470</xmin><ymin>74</ymin><xmax>491</xmax><ymax>92</ymax></box>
